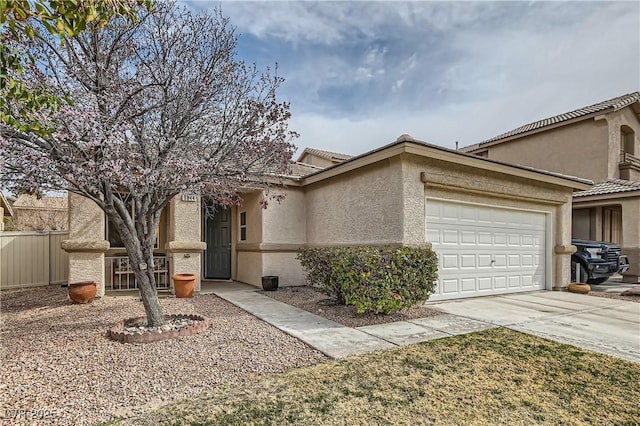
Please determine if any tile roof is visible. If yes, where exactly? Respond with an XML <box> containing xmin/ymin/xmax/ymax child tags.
<box><xmin>465</xmin><ymin>92</ymin><xmax>640</xmax><ymax>151</ymax></box>
<box><xmin>0</xmin><ymin>193</ymin><xmax>14</xmax><ymax>217</ymax></box>
<box><xmin>286</xmin><ymin>161</ymin><xmax>325</xmax><ymax>177</ymax></box>
<box><xmin>574</xmin><ymin>179</ymin><xmax>640</xmax><ymax>198</ymax></box>
<box><xmin>13</xmin><ymin>194</ymin><xmax>68</xmax><ymax>210</ymax></box>
<box><xmin>297</xmin><ymin>147</ymin><xmax>353</xmax><ymax>163</ymax></box>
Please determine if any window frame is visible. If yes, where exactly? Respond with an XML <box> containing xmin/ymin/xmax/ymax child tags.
<box><xmin>239</xmin><ymin>211</ymin><xmax>247</xmax><ymax>241</ymax></box>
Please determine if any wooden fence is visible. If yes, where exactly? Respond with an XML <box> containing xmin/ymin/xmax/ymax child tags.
<box><xmin>0</xmin><ymin>231</ymin><xmax>69</xmax><ymax>290</ymax></box>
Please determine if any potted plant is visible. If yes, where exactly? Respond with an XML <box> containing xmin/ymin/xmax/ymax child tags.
<box><xmin>68</xmin><ymin>281</ymin><xmax>97</xmax><ymax>304</ymax></box>
<box><xmin>173</xmin><ymin>273</ymin><xmax>196</xmax><ymax>298</ymax></box>
<box><xmin>262</xmin><ymin>275</ymin><xmax>279</xmax><ymax>291</ymax></box>
<box><xmin>567</xmin><ymin>283</ymin><xmax>590</xmax><ymax>294</ymax></box>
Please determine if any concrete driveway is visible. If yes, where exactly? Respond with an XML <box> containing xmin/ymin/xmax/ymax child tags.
<box><xmin>428</xmin><ymin>291</ymin><xmax>640</xmax><ymax>363</ymax></box>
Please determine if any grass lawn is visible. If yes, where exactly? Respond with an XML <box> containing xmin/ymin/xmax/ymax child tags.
<box><xmin>111</xmin><ymin>328</ymin><xmax>640</xmax><ymax>425</ymax></box>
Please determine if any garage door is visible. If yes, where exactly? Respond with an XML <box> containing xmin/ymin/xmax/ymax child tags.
<box><xmin>426</xmin><ymin>199</ymin><xmax>547</xmax><ymax>301</ymax></box>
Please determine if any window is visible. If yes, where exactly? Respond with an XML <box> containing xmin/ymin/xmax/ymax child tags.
<box><xmin>602</xmin><ymin>206</ymin><xmax>622</xmax><ymax>244</ymax></box>
<box><xmin>240</xmin><ymin>211</ymin><xmax>247</xmax><ymax>241</ymax></box>
<box><xmin>621</xmin><ymin>125</ymin><xmax>635</xmax><ymax>156</ymax></box>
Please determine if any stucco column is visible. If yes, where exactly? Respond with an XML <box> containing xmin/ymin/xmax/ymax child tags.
<box><xmin>553</xmin><ymin>197</ymin><xmax>575</xmax><ymax>291</ymax></box>
<box><xmin>166</xmin><ymin>195</ymin><xmax>206</xmax><ymax>292</ymax></box>
<box><xmin>401</xmin><ymin>158</ymin><xmax>426</xmax><ymax>246</ymax></box>
<box><xmin>621</xmin><ymin>198</ymin><xmax>640</xmax><ymax>283</ymax></box>
<box><xmin>62</xmin><ymin>193</ymin><xmax>109</xmax><ymax>297</ymax></box>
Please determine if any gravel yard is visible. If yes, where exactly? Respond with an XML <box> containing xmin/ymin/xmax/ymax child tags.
<box><xmin>262</xmin><ymin>286</ymin><xmax>443</xmax><ymax>327</ymax></box>
<box><xmin>0</xmin><ymin>286</ymin><xmax>326</xmax><ymax>426</ymax></box>
<box><xmin>589</xmin><ymin>291</ymin><xmax>640</xmax><ymax>303</ymax></box>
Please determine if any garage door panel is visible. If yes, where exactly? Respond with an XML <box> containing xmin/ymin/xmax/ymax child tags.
<box><xmin>427</xmin><ymin>199</ymin><xmax>547</xmax><ymax>301</ymax></box>
<box><xmin>478</xmin><ymin>277</ymin><xmax>492</xmax><ymax>290</ymax></box>
<box><xmin>494</xmin><ymin>276</ymin><xmax>507</xmax><ymax>289</ymax></box>
<box><xmin>460</xmin><ymin>255</ymin><xmax>475</xmax><ymax>268</ymax></box>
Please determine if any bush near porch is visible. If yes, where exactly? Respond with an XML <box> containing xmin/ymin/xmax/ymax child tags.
<box><xmin>297</xmin><ymin>246</ymin><xmax>438</xmax><ymax>314</ymax></box>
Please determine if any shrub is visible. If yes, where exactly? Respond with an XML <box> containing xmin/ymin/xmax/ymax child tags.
<box><xmin>297</xmin><ymin>246</ymin><xmax>438</xmax><ymax>314</ymax></box>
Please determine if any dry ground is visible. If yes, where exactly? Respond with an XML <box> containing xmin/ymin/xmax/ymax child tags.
<box><xmin>0</xmin><ymin>286</ymin><xmax>326</xmax><ymax>426</ymax></box>
<box><xmin>113</xmin><ymin>327</ymin><xmax>640</xmax><ymax>425</ymax></box>
<box><xmin>262</xmin><ymin>285</ymin><xmax>442</xmax><ymax>327</ymax></box>
<box><xmin>589</xmin><ymin>291</ymin><xmax>640</xmax><ymax>303</ymax></box>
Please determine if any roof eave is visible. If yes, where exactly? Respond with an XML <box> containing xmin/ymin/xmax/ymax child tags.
<box><xmin>465</xmin><ymin>110</ymin><xmax>607</xmax><ymax>153</ymax></box>
<box><xmin>301</xmin><ymin>138</ymin><xmax>592</xmax><ymax>191</ymax></box>
<box><xmin>573</xmin><ymin>190</ymin><xmax>640</xmax><ymax>203</ymax></box>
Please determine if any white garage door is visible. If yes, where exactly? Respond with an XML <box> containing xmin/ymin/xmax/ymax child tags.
<box><xmin>426</xmin><ymin>198</ymin><xmax>547</xmax><ymax>301</ymax></box>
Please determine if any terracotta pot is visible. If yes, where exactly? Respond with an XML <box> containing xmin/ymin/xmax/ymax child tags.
<box><xmin>173</xmin><ymin>274</ymin><xmax>196</xmax><ymax>298</ymax></box>
<box><xmin>68</xmin><ymin>281</ymin><xmax>97</xmax><ymax>304</ymax></box>
<box><xmin>567</xmin><ymin>283</ymin><xmax>590</xmax><ymax>294</ymax></box>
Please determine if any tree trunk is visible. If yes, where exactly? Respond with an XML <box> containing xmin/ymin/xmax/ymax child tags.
<box><xmin>136</xmin><ymin>271</ymin><xmax>165</xmax><ymax>327</ymax></box>
<box><xmin>126</xmin><ymin>244</ymin><xmax>166</xmax><ymax>327</ymax></box>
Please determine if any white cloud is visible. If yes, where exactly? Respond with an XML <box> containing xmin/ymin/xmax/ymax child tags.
<box><xmin>186</xmin><ymin>1</ymin><xmax>639</xmax><ymax>155</ymax></box>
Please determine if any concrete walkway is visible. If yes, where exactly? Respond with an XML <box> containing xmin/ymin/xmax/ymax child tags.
<box><xmin>208</xmin><ymin>282</ymin><xmax>639</xmax><ymax>363</ymax></box>
<box><xmin>590</xmin><ymin>276</ymin><xmax>640</xmax><ymax>295</ymax></box>
<box><xmin>208</xmin><ymin>281</ymin><xmax>494</xmax><ymax>358</ymax></box>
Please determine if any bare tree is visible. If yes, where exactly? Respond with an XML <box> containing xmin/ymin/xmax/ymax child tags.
<box><xmin>0</xmin><ymin>2</ymin><xmax>297</xmax><ymax>326</ymax></box>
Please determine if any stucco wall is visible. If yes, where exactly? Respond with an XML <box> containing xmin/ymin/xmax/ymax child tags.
<box><xmin>236</xmin><ymin>251</ymin><xmax>262</xmax><ymax>286</ymax></box>
<box><xmin>167</xmin><ymin>196</ymin><xmax>204</xmax><ymax>291</ymax></box>
<box><xmin>305</xmin><ymin>158</ymin><xmax>405</xmax><ymax>245</ymax></box>
<box><xmin>620</xmin><ymin>197</ymin><xmax>640</xmax><ymax>283</ymax></box>
<box><xmin>572</xmin><ymin>208</ymin><xmax>592</xmax><ymax>240</ymax></box>
<box><xmin>262</xmin><ymin>189</ymin><xmax>306</xmax><ymax>244</ymax></box>
<box><xmin>261</xmin><ymin>252</ymin><xmax>306</xmax><ymax>287</ymax></box>
<box><xmin>607</xmin><ymin>108</ymin><xmax>640</xmax><ymax>182</ymax></box>
<box><xmin>484</xmin><ymin>119</ymin><xmax>609</xmax><ymax>182</ymax></box>
<box><xmin>68</xmin><ymin>193</ymin><xmax>104</xmax><ymax>240</ymax></box>
<box><xmin>238</xmin><ymin>191</ymin><xmax>264</xmax><ymax>244</ymax></box>
<box><xmin>65</xmin><ymin>193</ymin><xmax>108</xmax><ymax>296</ymax></box>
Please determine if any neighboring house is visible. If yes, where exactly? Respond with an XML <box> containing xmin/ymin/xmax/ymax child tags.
<box><xmin>297</xmin><ymin>147</ymin><xmax>353</xmax><ymax>168</ymax></box>
<box><xmin>11</xmin><ymin>195</ymin><xmax>68</xmax><ymax>231</ymax></box>
<box><xmin>463</xmin><ymin>92</ymin><xmax>640</xmax><ymax>283</ymax></box>
<box><xmin>0</xmin><ymin>193</ymin><xmax>15</xmax><ymax>231</ymax></box>
<box><xmin>63</xmin><ymin>135</ymin><xmax>589</xmax><ymax>300</ymax></box>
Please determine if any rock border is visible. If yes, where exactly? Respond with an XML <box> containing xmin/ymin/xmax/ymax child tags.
<box><xmin>107</xmin><ymin>314</ymin><xmax>209</xmax><ymax>343</ymax></box>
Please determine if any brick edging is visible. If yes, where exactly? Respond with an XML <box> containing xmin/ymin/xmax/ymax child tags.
<box><xmin>107</xmin><ymin>314</ymin><xmax>209</xmax><ymax>343</ymax></box>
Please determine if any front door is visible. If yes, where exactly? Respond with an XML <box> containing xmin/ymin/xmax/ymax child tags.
<box><xmin>204</xmin><ymin>209</ymin><xmax>231</xmax><ymax>279</ymax></box>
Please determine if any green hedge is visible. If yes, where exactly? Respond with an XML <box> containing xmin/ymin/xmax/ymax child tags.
<box><xmin>297</xmin><ymin>246</ymin><xmax>438</xmax><ymax>314</ymax></box>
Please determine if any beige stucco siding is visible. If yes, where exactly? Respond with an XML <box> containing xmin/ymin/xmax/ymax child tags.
<box><xmin>68</xmin><ymin>193</ymin><xmax>104</xmax><ymax>240</ymax></box>
<box><xmin>236</xmin><ymin>251</ymin><xmax>262</xmax><ymax>286</ymax></box>
<box><xmin>64</xmin><ymin>193</ymin><xmax>109</xmax><ymax>296</ymax></box>
<box><xmin>262</xmin><ymin>252</ymin><xmax>306</xmax><ymax>287</ymax></box>
<box><xmin>238</xmin><ymin>191</ymin><xmax>264</xmax><ymax>244</ymax></box>
<box><xmin>485</xmin><ymin>119</ymin><xmax>609</xmax><ymax>182</ymax></box>
<box><xmin>606</xmin><ymin>108</ymin><xmax>640</xmax><ymax>181</ymax></box>
<box><xmin>262</xmin><ymin>189</ymin><xmax>306</xmax><ymax>244</ymax></box>
<box><xmin>167</xmin><ymin>196</ymin><xmax>205</xmax><ymax>291</ymax></box>
<box><xmin>619</xmin><ymin>197</ymin><xmax>640</xmax><ymax>282</ymax></box>
<box><xmin>305</xmin><ymin>158</ymin><xmax>405</xmax><ymax>245</ymax></box>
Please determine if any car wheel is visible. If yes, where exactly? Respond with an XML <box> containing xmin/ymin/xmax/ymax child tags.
<box><xmin>587</xmin><ymin>277</ymin><xmax>609</xmax><ymax>285</ymax></box>
<box><xmin>571</xmin><ymin>261</ymin><xmax>589</xmax><ymax>283</ymax></box>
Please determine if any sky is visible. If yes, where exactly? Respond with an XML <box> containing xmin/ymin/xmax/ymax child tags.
<box><xmin>192</xmin><ymin>1</ymin><xmax>637</xmax><ymax>157</ymax></box>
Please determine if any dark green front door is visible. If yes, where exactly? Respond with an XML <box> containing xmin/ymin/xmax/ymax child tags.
<box><xmin>204</xmin><ymin>209</ymin><xmax>231</xmax><ymax>279</ymax></box>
